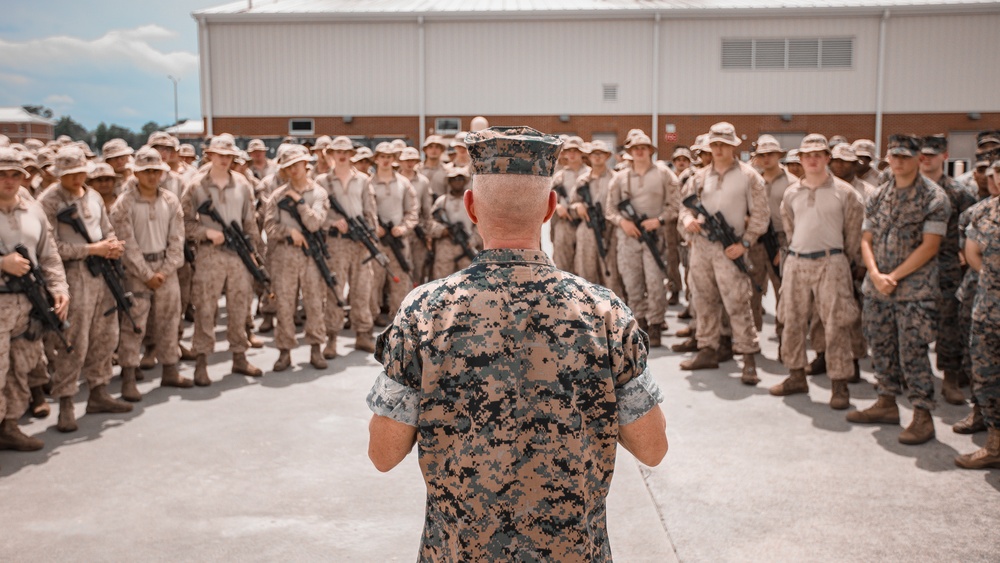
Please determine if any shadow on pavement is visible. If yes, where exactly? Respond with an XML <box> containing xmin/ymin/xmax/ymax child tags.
<box><xmin>871</xmin><ymin>426</ymin><xmax>963</xmax><ymax>472</ymax></box>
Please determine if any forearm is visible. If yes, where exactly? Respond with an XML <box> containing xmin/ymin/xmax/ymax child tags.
<box><xmin>889</xmin><ymin>236</ymin><xmax>941</xmax><ymax>281</ymax></box>
<box><xmin>861</xmin><ymin>235</ymin><xmax>879</xmax><ymax>274</ymax></box>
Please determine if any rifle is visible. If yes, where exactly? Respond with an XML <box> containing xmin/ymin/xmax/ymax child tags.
<box><xmin>414</xmin><ymin>225</ymin><xmax>435</xmax><ymax>276</ymax></box>
<box><xmin>195</xmin><ymin>199</ymin><xmax>274</xmax><ymax>296</ymax></box>
<box><xmin>276</xmin><ymin>196</ymin><xmax>344</xmax><ymax>306</ymax></box>
<box><xmin>760</xmin><ymin>222</ymin><xmax>782</xmax><ymax>280</ymax></box>
<box><xmin>615</xmin><ymin>199</ymin><xmax>669</xmax><ymax>274</ymax></box>
<box><xmin>681</xmin><ymin>194</ymin><xmax>761</xmax><ymax>292</ymax></box>
<box><xmin>379</xmin><ymin>220</ymin><xmax>412</xmax><ymax>274</ymax></box>
<box><xmin>577</xmin><ymin>182</ymin><xmax>610</xmax><ymax>276</ymax></box>
<box><xmin>183</xmin><ymin>241</ymin><xmax>195</xmax><ymax>269</ymax></box>
<box><xmin>55</xmin><ymin>204</ymin><xmax>142</xmax><ymax>334</ymax></box>
<box><xmin>2</xmin><ymin>244</ymin><xmax>73</xmax><ymax>352</ymax></box>
<box><xmin>327</xmin><ymin>195</ymin><xmax>398</xmax><ymax>282</ymax></box>
<box><xmin>432</xmin><ymin>208</ymin><xmax>478</xmax><ymax>265</ymax></box>
<box><xmin>553</xmin><ymin>184</ymin><xmax>580</xmax><ymax>226</ymax></box>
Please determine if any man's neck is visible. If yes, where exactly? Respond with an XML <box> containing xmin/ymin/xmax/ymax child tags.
<box><xmin>334</xmin><ymin>163</ymin><xmax>354</xmax><ymax>180</ymax></box>
<box><xmin>590</xmin><ymin>165</ymin><xmax>607</xmax><ymax>179</ymax></box>
<box><xmin>802</xmin><ymin>170</ymin><xmax>829</xmax><ymax>188</ymax></box>
<box><xmin>713</xmin><ymin>157</ymin><xmax>735</xmax><ymax>176</ymax></box>
<box><xmin>632</xmin><ymin>160</ymin><xmax>652</xmax><ymax>175</ymax></box>
<box><xmin>761</xmin><ymin>166</ymin><xmax>782</xmax><ymax>182</ymax></box>
<box><xmin>60</xmin><ymin>183</ymin><xmax>85</xmax><ymax>198</ymax></box>
<box><xmin>253</xmin><ymin>160</ymin><xmax>267</xmax><ymax>170</ymax></box>
<box><xmin>425</xmin><ymin>157</ymin><xmax>439</xmax><ymax>168</ymax></box>
<box><xmin>209</xmin><ymin>165</ymin><xmax>230</xmax><ymax>186</ymax></box>
<box><xmin>0</xmin><ymin>193</ymin><xmax>19</xmax><ymax>213</ymax></box>
<box><xmin>289</xmin><ymin>175</ymin><xmax>310</xmax><ymax>190</ymax></box>
<box><xmin>925</xmin><ymin>169</ymin><xmax>944</xmax><ymax>184</ymax></box>
<box><xmin>566</xmin><ymin>162</ymin><xmax>583</xmax><ymax>173</ymax></box>
<box><xmin>376</xmin><ymin>168</ymin><xmax>394</xmax><ymax>182</ymax></box>
<box><xmin>137</xmin><ymin>183</ymin><xmax>159</xmax><ymax>200</ymax></box>
<box><xmin>894</xmin><ymin>171</ymin><xmax>918</xmax><ymax>188</ymax></box>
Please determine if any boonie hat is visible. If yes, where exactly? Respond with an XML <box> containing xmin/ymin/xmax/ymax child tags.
<box><xmin>399</xmin><ymin>147</ymin><xmax>421</xmax><ymax>161</ymax></box>
<box><xmin>831</xmin><ymin>144</ymin><xmax>858</xmax><ymax>162</ymax></box>
<box><xmin>798</xmin><ymin>134</ymin><xmax>830</xmax><ymax>155</ymax></box>
<box><xmin>328</xmin><ymin>136</ymin><xmax>355</xmax><ymax>152</ymax></box>
<box><xmin>624</xmin><ymin>132</ymin><xmax>656</xmax><ymax>151</ymax></box>
<box><xmin>465</xmin><ymin>126</ymin><xmax>563</xmax><ymax>177</ymax></box>
<box><xmin>148</xmin><ymin>132</ymin><xmax>179</xmax><ymax>150</ymax></box>
<box><xmin>247</xmin><ymin>139</ymin><xmax>268</xmax><ymax>153</ymax></box>
<box><xmin>446</xmin><ymin>166</ymin><xmax>471</xmax><ymax>179</ymax></box>
<box><xmin>88</xmin><ymin>162</ymin><xmax>116</xmax><ymax>180</ymax></box>
<box><xmin>753</xmin><ymin>135</ymin><xmax>784</xmax><ymax>155</ymax></box>
<box><xmin>312</xmin><ymin>136</ymin><xmax>332</xmax><ymax>153</ymax></box>
<box><xmin>706</xmin><ymin>122</ymin><xmax>741</xmax><ymax>147</ymax></box>
<box><xmin>55</xmin><ymin>146</ymin><xmax>89</xmax><ymax>177</ymax></box>
<box><xmin>179</xmin><ymin>144</ymin><xmax>196</xmax><ymax>158</ymax></box>
<box><xmin>423</xmin><ymin>135</ymin><xmax>447</xmax><ymax>149</ymax></box>
<box><xmin>851</xmin><ymin>139</ymin><xmax>877</xmax><ymax>159</ymax></box>
<box><xmin>102</xmin><ymin>138</ymin><xmax>134</xmax><ymax>160</ymax></box>
<box><xmin>451</xmin><ymin>132</ymin><xmax>469</xmax><ymax>149</ymax></box>
<box><xmin>205</xmin><ymin>133</ymin><xmax>241</xmax><ymax>157</ymax></box>
<box><xmin>277</xmin><ymin>145</ymin><xmax>312</xmax><ymax>169</ymax></box>
<box><xmin>561</xmin><ymin>136</ymin><xmax>586</xmax><ymax>152</ymax></box>
<box><xmin>784</xmin><ymin>149</ymin><xmax>801</xmax><ymax>164</ymax></box>
<box><xmin>390</xmin><ymin>139</ymin><xmax>407</xmax><ymax>153</ymax></box>
<box><xmin>374</xmin><ymin>142</ymin><xmax>395</xmax><ymax>156</ymax></box>
<box><xmin>828</xmin><ymin>135</ymin><xmax>848</xmax><ymax>149</ymax></box>
<box><xmin>351</xmin><ymin>146</ymin><xmax>373</xmax><ymax>163</ymax></box>
<box><xmin>131</xmin><ymin>146</ymin><xmax>170</xmax><ymax>172</ymax></box>
<box><xmin>0</xmin><ymin>147</ymin><xmax>27</xmax><ymax>175</ymax></box>
<box><xmin>671</xmin><ymin>147</ymin><xmax>693</xmax><ymax>161</ymax></box>
<box><xmin>588</xmin><ymin>140</ymin><xmax>612</xmax><ymax>155</ymax></box>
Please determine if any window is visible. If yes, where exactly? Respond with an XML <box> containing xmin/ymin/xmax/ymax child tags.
<box><xmin>289</xmin><ymin>119</ymin><xmax>314</xmax><ymax>136</ymax></box>
<box><xmin>603</xmin><ymin>84</ymin><xmax>619</xmax><ymax>102</ymax></box>
<box><xmin>722</xmin><ymin>37</ymin><xmax>853</xmax><ymax>70</ymax></box>
<box><xmin>435</xmin><ymin>118</ymin><xmax>461</xmax><ymax>136</ymax></box>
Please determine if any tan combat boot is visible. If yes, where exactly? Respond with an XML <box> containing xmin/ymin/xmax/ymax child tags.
<box><xmin>247</xmin><ymin>331</ymin><xmax>264</xmax><ymax>349</ymax></box>
<box><xmin>139</xmin><ymin>345</ymin><xmax>157</xmax><ymax>370</ymax></box>
<box><xmin>273</xmin><ymin>350</ymin><xmax>292</xmax><ymax>372</ymax></box>
<box><xmin>898</xmin><ymin>407</ymin><xmax>935</xmax><ymax>445</ymax></box>
<box><xmin>716</xmin><ymin>335</ymin><xmax>734</xmax><ymax>363</ymax></box>
<box><xmin>194</xmin><ymin>354</ymin><xmax>211</xmax><ymax>387</ymax></box>
<box><xmin>86</xmin><ymin>384</ymin><xmax>134</xmax><ymax>414</ymax></box>
<box><xmin>954</xmin><ymin>427</ymin><xmax>1000</xmax><ymax>470</ymax></box>
<box><xmin>847</xmin><ymin>360</ymin><xmax>862</xmax><ymax>384</ymax></box>
<box><xmin>770</xmin><ymin>368</ymin><xmax>808</xmax><ymax>396</ymax></box>
<box><xmin>647</xmin><ymin>324</ymin><xmax>663</xmax><ymax>348</ymax></box>
<box><xmin>741</xmin><ymin>354</ymin><xmax>760</xmax><ymax>386</ymax></box>
<box><xmin>160</xmin><ymin>364</ymin><xmax>193</xmax><ymax>388</ymax></box>
<box><xmin>675</xmin><ymin>325</ymin><xmax>695</xmax><ymax>338</ymax></box>
<box><xmin>830</xmin><ymin>380</ymin><xmax>850</xmax><ymax>410</ymax></box>
<box><xmin>355</xmin><ymin>332</ymin><xmax>376</xmax><ymax>353</ymax></box>
<box><xmin>57</xmin><ymin>397</ymin><xmax>77</xmax><ymax>433</ymax></box>
<box><xmin>233</xmin><ymin>352</ymin><xmax>263</xmax><ymax>377</ymax></box>
<box><xmin>680</xmin><ymin>348</ymin><xmax>719</xmax><ymax>371</ymax></box>
<box><xmin>258</xmin><ymin>314</ymin><xmax>274</xmax><ymax>333</ymax></box>
<box><xmin>671</xmin><ymin>337</ymin><xmax>698</xmax><ymax>353</ymax></box>
<box><xmin>322</xmin><ymin>335</ymin><xmax>338</xmax><ymax>360</ymax></box>
<box><xmin>120</xmin><ymin>367</ymin><xmax>142</xmax><ymax>402</ymax></box>
<box><xmin>29</xmin><ymin>386</ymin><xmax>50</xmax><ymax>419</ymax></box>
<box><xmin>941</xmin><ymin>371</ymin><xmax>966</xmax><ymax>406</ymax></box>
<box><xmin>0</xmin><ymin>419</ymin><xmax>44</xmax><ymax>451</ymax></box>
<box><xmin>310</xmin><ymin>345</ymin><xmax>328</xmax><ymax>370</ymax></box>
<box><xmin>846</xmin><ymin>394</ymin><xmax>900</xmax><ymax>424</ymax></box>
<box><xmin>638</xmin><ymin>319</ymin><xmax>649</xmax><ymax>334</ymax></box>
<box><xmin>805</xmin><ymin>352</ymin><xmax>827</xmax><ymax>376</ymax></box>
<box><xmin>952</xmin><ymin>405</ymin><xmax>986</xmax><ymax>434</ymax></box>
<box><xmin>178</xmin><ymin>343</ymin><xmax>197</xmax><ymax>361</ymax></box>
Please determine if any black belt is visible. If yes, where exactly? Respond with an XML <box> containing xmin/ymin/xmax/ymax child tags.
<box><xmin>143</xmin><ymin>250</ymin><xmax>167</xmax><ymax>262</ymax></box>
<box><xmin>787</xmin><ymin>248</ymin><xmax>843</xmax><ymax>260</ymax></box>
<box><xmin>0</xmin><ymin>286</ymin><xmax>16</xmax><ymax>294</ymax></box>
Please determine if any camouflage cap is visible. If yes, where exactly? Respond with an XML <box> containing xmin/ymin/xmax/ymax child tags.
<box><xmin>0</xmin><ymin>147</ymin><xmax>27</xmax><ymax>175</ymax></box>
<box><xmin>624</xmin><ymin>132</ymin><xmax>656</xmax><ymax>152</ymax></box>
<box><xmin>887</xmin><ymin>134</ymin><xmax>921</xmax><ymax>157</ymax></box>
<box><xmin>351</xmin><ymin>146</ymin><xmax>373</xmax><ymax>163</ymax></box>
<box><xmin>88</xmin><ymin>162</ymin><xmax>116</xmax><ymax>180</ymax></box>
<box><xmin>131</xmin><ymin>146</ymin><xmax>170</xmax><ymax>172</ymax></box>
<box><xmin>328</xmin><ymin>136</ymin><xmax>355</xmax><ymax>152</ymax></box>
<box><xmin>54</xmin><ymin>146</ymin><xmax>89</xmax><ymax>177</ymax></box>
<box><xmin>587</xmin><ymin>140</ymin><xmax>612</xmax><ymax>155</ymax></box>
<box><xmin>975</xmin><ymin>148</ymin><xmax>994</xmax><ymax>167</ymax></box>
<box><xmin>102</xmin><ymin>138</ymin><xmax>134</xmax><ymax>159</ymax></box>
<box><xmin>783</xmin><ymin>149</ymin><xmax>801</xmax><ymax>164</ymax></box>
<box><xmin>752</xmin><ymin>134</ymin><xmax>784</xmax><ymax>155</ymax></box>
<box><xmin>313</xmin><ymin>135</ymin><xmax>332</xmax><ymax>153</ymax></box>
<box><xmin>451</xmin><ymin>132</ymin><xmax>469</xmax><ymax>149</ymax></box>
<box><xmin>831</xmin><ymin>143</ymin><xmax>858</xmax><ymax>162</ymax></box>
<box><xmin>205</xmin><ymin>133</ymin><xmax>241</xmax><ymax>157</ymax></box>
<box><xmin>561</xmin><ymin>136</ymin><xmax>586</xmax><ymax>152</ymax></box>
<box><xmin>920</xmin><ymin>134</ymin><xmax>948</xmax><ymax>155</ymax></box>
<box><xmin>23</xmin><ymin>138</ymin><xmax>44</xmax><ymax>152</ymax></box>
<box><xmin>247</xmin><ymin>138</ymin><xmax>268</xmax><ymax>153</ymax></box>
<box><xmin>465</xmin><ymin>126</ymin><xmax>563</xmax><ymax>177</ymax></box>
<box><xmin>399</xmin><ymin>147</ymin><xmax>421</xmax><ymax>161</ymax></box>
<box><xmin>374</xmin><ymin>142</ymin><xmax>395</xmax><ymax>156</ymax></box>
<box><xmin>179</xmin><ymin>144</ymin><xmax>196</xmax><ymax>158</ymax></box>
<box><xmin>390</xmin><ymin>139</ymin><xmax>407</xmax><ymax>153</ymax></box>
<box><xmin>976</xmin><ymin>130</ymin><xmax>1000</xmax><ymax>148</ymax></box>
<box><xmin>798</xmin><ymin>134</ymin><xmax>830</xmax><ymax>155</ymax></box>
<box><xmin>277</xmin><ymin>144</ymin><xmax>312</xmax><ymax>169</ymax></box>
<box><xmin>422</xmin><ymin>135</ymin><xmax>447</xmax><ymax>149</ymax></box>
<box><xmin>446</xmin><ymin>165</ymin><xmax>471</xmax><ymax>179</ymax></box>
<box><xmin>0</xmin><ymin>134</ymin><xmax>9</xmax><ymax>148</ymax></box>
<box><xmin>148</xmin><ymin>131</ymin><xmax>179</xmax><ymax>150</ymax></box>
<box><xmin>828</xmin><ymin>134</ymin><xmax>849</xmax><ymax>148</ymax></box>
<box><xmin>851</xmin><ymin>139</ymin><xmax>877</xmax><ymax>159</ymax></box>
<box><xmin>707</xmin><ymin>122</ymin><xmax>741</xmax><ymax>147</ymax></box>
<box><xmin>671</xmin><ymin>147</ymin><xmax>693</xmax><ymax>161</ymax></box>
<box><xmin>990</xmin><ymin>159</ymin><xmax>1000</xmax><ymax>172</ymax></box>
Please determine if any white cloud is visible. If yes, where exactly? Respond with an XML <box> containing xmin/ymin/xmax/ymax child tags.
<box><xmin>0</xmin><ymin>25</ymin><xmax>199</xmax><ymax>78</ymax></box>
<box><xmin>44</xmin><ymin>94</ymin><xmax>75</xmax><ymax>107</ymax></box>
<box><xmin>0</xmin><ymin>71</ymin><xmax>31</xmax><ymax>85</ymax></box>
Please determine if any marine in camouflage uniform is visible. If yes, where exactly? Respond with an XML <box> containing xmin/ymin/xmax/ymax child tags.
<box><xmin>428</xmin><ymin>167</ymin><xmax>483</xmax><ymax>280</ymax></box>
<box><xmin>101</xmin><ymin>138</ymin><xmax>134</xmax><ymax>195</ymax></box>
<box><xmin>571</xmin><ymin>140</ymin><xmax>624</xmax><ymax>298</ymax></box>
<box><xmin>549</xmin><ymin>136</ymin><xmax>589</xmax><ymax>274</ymax></box>
<box><xmin>420</xmin><ymin>135</ymin><xmax>449</xmax><ymax>199</ymax></box>
<box><xmin>847</xmin><ymin>135</ymin><xmax>951</xmax><ymax>445</ymax></box>
<box><xmin>398</xmin><ymin>147</ymin><xmax>434</xmax><ymax>286</ymax></box>
<box><xmin>367</xmin><ymin>126</ymin><xmax>666</xmax><ymax>561</ymax></box>
<box><xmin>751</xmin><ymin>135</ymin><xmax>792</xmax><ymax>345</ymax></box>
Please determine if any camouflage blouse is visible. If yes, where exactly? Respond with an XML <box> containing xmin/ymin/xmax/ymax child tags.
<box><xmin>368</xmin><ymin>248</ymin><xmax>661</xmax><ymax>562</ymax></box>
<box><xmin>966</xmin><ymin>196</ymin><xmax>1000</xmax><ymax>324</ymax></box>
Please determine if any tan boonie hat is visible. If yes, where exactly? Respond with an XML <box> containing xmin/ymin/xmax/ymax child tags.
<box><xmin>328</xmin><ymin>136</ymin><xmax>355</xmax><ymax>152</ymax></box>
<box><xmin>374</xmin><ymin>142</ymin><xmax>395</xmax><ymax>156</ymax></box>
<box><xmin>828</xmin><ymin>135</ymin><xmax>849</xmax><ymax>148</ymax></box>
<box><xmin>36</xmin><ymin>149</ymin><xmax>54</xmax><ymax>170</ymax></box>
<box><xmin>24</xmin><ymin>138</ymin><xmax>44</xmax><ymax>152</ymax></box>
<box><xmin>247</xmin><ymin>138</ymin><xmax>268</xmax><ymax>153</ymax></box>
<box><xmin>798</xmin><ymin>134</ymin><xmax>830</xmax><ymax>154</ymax></box>
<box><xmin>390</xmin><ymin>139</ymin><xmax>407</xmax><ymax>153</ymax></box>
<box><xmin>76</xmin><ymin>141</ymin><xmax>96</xmax><ymax>158</ymax></box>
<box><xmin>990</xmin><ymin>159</ymin><xmax>1000</xmax><ymax>172</ymax></box>
<box><xmin>624</xmin><ymin>132</ymin><xmax>655</xmax><ymax>152</ymax></box>
<box><xmin>423</xmin><ymin>135</ymin><xmax>446</xmax><ymax>149</ymax></box>
<box><xmin>0</xmin><ymin>134</ymin><xmax>9</xmax><ymax>148</ymax></box>
<box><xmin>88</xmin><ymin>162</ymin><xmax>115</xmax><ymax>180</ymax></box>
<box><xmin>784</xmin><ymin>149</ymin><xmax>801</xmax><ymax>164</ymax></box>
<box><xmin>179</xmin><ymin>144</ymin><xmax>196</xmax><ymax>158</ymax></box>
<box><xmin>465</xmin><ymin>126</ymin><xmax>563</xmax><ymax>177</ymax></box>
<box><xmin>831</xmin><ymin>144</ymin><xmax>858</xmax><ymax>162</ymax></box>
<box><xmin>102</xmin><ymin>138</ymin><xmax>134</xmax><ymax>159</ymax></box>
<box><xmin>277</xmin><ymin>145</ymin><xmax>312</xmax><ymax>169</ymax></box>
<box><xmin>313</xmin><ymin>135</ymin><xmax>332</xmax><ymax>153</ymax></box>
<box><xmin>451</xmin><ymin>132</ymin><xmax>469</xmax><ymax>149</ymax></box>
<box><xmin>707</xmin><ymin>122</ymin><xmax>741</xmax><ymax>147</ymax></box>
<box><xmin>399</xmin><ymin>147</ymin><xmax>421</xmax><ymax>161</ymax></box>
<box><xmin>0</xmin><ymin>147</ymin><xmax>27</xmax><ymax>175</ymax></box>
<box><xmin>205</xmin><ymin>133</ymin><xmax>241</xmax><ymax>157</ymax></box>
<box><xmin>446</xmin><ymin>165</ymin><xmax>471</xmax><ymax>178</ymax></box>
<box><xmin>234</xmin><ymin>151</ymin><xmax>249</xmax><ymax>165</ymax></box>
<box><xmin>351</xmin><ymin>146</ymin><xmax>373</xmax><ymax>163</ymax></box>
<box><xmin>851</xmin><ymin>139</ymin><xmax>877</xmax><ymax>160</ymax></box>
<box><xmin>672</xmin><ymin>147</ymin><xmax>693</xmax><ymax>161</ymax></box>
<box><xmin>691</xmin><ymin>134</ymin><xmax>711</xmax><ymax>153</ymax></box>
<box><xmin>561</xmin><ymin>136</ymin><xmax>586</xmax><ymax>152</ymax></box>
<box><xmin>130</xmin><ymin>146</ymin><xmax>171</xmax><ymax>172</ymax></box>
<box><xmin>55</xmin><ymin>146</ymin><xmax>89</xmax><ymax>177</ymax></box>
<box><xmin>753</xmin><ymin>135</ymin><xmax>784</xmax><ymax>155</ymax></box>
<box><xmin>588</xmin><ymin>140</ymin><xmax>612</xmax><ymax>154</ymax></box>
<box><xmin>148</xmin><ymin>131</ymin><xmax>179</xmax><ymax>150</ymax></box>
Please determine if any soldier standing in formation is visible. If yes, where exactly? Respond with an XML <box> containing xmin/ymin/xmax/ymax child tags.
<box><xmin>429</xmin><ymin>166</ymin><xmax>482</xmax><ymax>280</ymax></box>
<box><xmin>571</xmin><ymin>140</ymin><xmax>624</xmax><ymax>298</ymax></box>
<box><xmin>397</xmin><ymin>147</ymin><xmax>433</xmax><ymax>286</ymax></box>
<box><xmin>369</xmin><ymin>143</ymin><xmax>419</xmax><ymax>325</ymax></box>
<box><xmin>549</xmin><ymin>136</ymin><xmax>588</xmax><ymax>273</ymax></box>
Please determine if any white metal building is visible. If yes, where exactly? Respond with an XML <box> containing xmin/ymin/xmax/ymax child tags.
<box><xmin>193</xmin><ymin>0</ymin><xmax>1000</xmax><ymax>162</ymax></box>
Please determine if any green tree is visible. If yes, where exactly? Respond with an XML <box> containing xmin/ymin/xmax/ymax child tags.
<box><xmin>22</xmin><ymin>105</ymin><xmax>54</xmax><ymax>119</ymax></box>
<box><xmin>92</xmin><ymin>122</ymin><xmax>111</xmax><ymax>151</ymax></box>
<box><xmin>53</xmin><ymin>116</ymin><xmax>88</xmax><ymax>141</ymax></box>
<box><xmin>139</xmin><ymin>121</ymin><xmax>162</xmax><ymax>145</ymax></box>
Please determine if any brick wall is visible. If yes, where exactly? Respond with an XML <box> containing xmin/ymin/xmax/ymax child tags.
<box><xmin>0</xmin><ymin>122</ymin><xmax>55</xmax><ymax>144</ymax></box>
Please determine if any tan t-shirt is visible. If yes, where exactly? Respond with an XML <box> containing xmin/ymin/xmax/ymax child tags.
<box><xmin>780</xmin><ymin>174</ymin><xmax>864</xmax><ymax>265</ymax></box>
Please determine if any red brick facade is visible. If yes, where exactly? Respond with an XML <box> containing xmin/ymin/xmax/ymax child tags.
<box><xmin>0</xmin><ymin>122</ymin><xmax>54</xmax><ymax>144</ymax></box>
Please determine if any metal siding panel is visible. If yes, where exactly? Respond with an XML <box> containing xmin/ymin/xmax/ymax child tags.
<box><xmin>883</xmin><ymin>13</ymin><xmax>1000</xmax><ymax>112</ymax></box>
<box><xmin>425</xmin><ymin>20</ymin><xmax>652</xmax><ymax>115</ymax></box>
<box><xmin>659</xmin><ymin>17</ymin><xmax>881</xmax><ymax>114</ymax></box>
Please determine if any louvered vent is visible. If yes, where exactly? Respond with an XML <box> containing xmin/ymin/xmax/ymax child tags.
<box><xmin>755</xmin><ymin>39</ymin><xmax>786</xmax><ymax>69</ymax></box>
<box><xmin>788</xmin><ymin>39</ymin><xmax>820</xmax><ymax>68</ymax></box>
<box><xmin>721</xmin><ymin>40</ymin><xmax>753</xmax><ymax>69</ymax></box>
<box><xmin>820</xmin><ymin>38</ymin><xmax>853</xmax><ymax>68</ymax></box>
<box><xmin>603</xmin><ymin>83</ymin><xmax>618</xmax><ymax>102</ymax></box>
<box><xmin>722</xmin><ymin>37</ymin><xmax>853</xmax><ymax>70</ymax></box>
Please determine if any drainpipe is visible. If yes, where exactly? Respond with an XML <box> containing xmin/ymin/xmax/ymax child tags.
<box><xmin>418</xmin><ymin>16</ymin><xmax>426</xmax><ymax>148</ymax></box>
<box><xmin>197</xmin><ymin>15</ymin><xmax>214</xmax><ymax>137</ymax></box>
<box><xmin>651</xmin><ymin>13</ymin><xmax>661</xmax><ymax>155</ymax></box>
<box><xmin>874</xmin><ymin>9</ymin><xmax>889</xmax><ymax>156</ymax></box>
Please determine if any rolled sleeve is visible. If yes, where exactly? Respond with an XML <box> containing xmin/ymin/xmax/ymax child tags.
<box><xmin>366</xmin><ymin>371</ymin><xmax>420</xmax><ymax>426</ymax></box>
<box><xmin>616</xmin><ymin>367</ymin><xmax>663</xmax><ymax>425</ymax></box>
<box><xmin>923</xmin><ymin>220</ymin><xmax>947</xmax><ymax>236</ymax></box>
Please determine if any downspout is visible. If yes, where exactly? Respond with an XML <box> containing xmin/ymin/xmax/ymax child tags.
<box><xmin>418</xmin><ymin>16</ymin><xmax>426</xmax><ymax>148</ymax></box>
<box><xmin>874</xmin><ymin>9</ymin><xmax>889</xmax><ymax>157</ymax></box>
<box><xmin>652</xmin><ymin>13</ymin><xmax>661</xmax><ymax>156</ymax></box>
<box><xmin>197</xmin><ymin>15</ymin><xmax>214</xmax><ymax>137</ymax></box>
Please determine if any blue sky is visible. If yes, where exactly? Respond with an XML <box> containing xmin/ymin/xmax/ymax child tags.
<box><xmin>0</xmin><ymin>0</ymin><xmax>225</xmax><ymax>130</ymax></box>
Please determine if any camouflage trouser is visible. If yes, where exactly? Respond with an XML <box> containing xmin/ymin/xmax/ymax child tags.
<box><xmin>432</xmin><ymin>239</ymin><xmax>474</xmax><ymax>281</ymax></box>
<box><xmin>409</xmin><ymin>233</ymin><xmax>430</xmax><ymax>287</ymax></box>
<box><xmin>370</xmin><ymin>239</ymin><xmax>413</xmax><ymax>321</ymax></box>
<box><xmin>958</xmin><ymin>270</ymin><xmax>979</xmax><ymax>404</ymax></box>
<box><xmin>864</xmin><ymin>297</ymin><xmax>938</xmax><ymax>411</ymax></box>
<box><xmin>9</xmin><ymin>335</ymin><xmax>45</xmax><ymax>420</ymax></box>
<box><xmin>257</xmin><ymin>240</ymin><xmax>277</xmax><ymax>317</ymax></box>
<box><xmin>118</xmin><ymin>260</ymin><xmax>181</xmax><ymax>368</ymax></box>
<box><xmin>935</xmin><ymin>263</ymin><xmax>965</xmax><ymax>372</ymax></box>
<box><xmin>664</xmin><ymin>218</ymin><xmax>683</xmax><ymax>294</ymax></box>
<box><xmin>178</xmin><ymin>261</ymin><xmax>193</xmax><ymax>317</ymax></box>
<box><xmin>551</xmin><ymin>216</ymin><xmax>578</xmax><ymax>274</ymax></box>
<box><xmin>778</xmin><ymin>254</ymin><xmax>859</xmax><ymax>381</ymax></box>
<box><xmin>271</xmin><ymin>244</ymin><xmax>325</xmax><ymax>350</ymax></box>
<box><xmin>690</xmin><ymin>236</ymin><xmax>759</xmax><ymax>354</ymax></box>
<box><xmin>0</xmin><ymin>294</ymin><xmax>32</xmax><ymax>420</ymax></box>
<box><xmin>747</xmin><ymin>243</ymin><xmax>771</xmax><ymax>331</ymax></box>
<box><xmin>574</xmin><ymin>222</ymin><xmax>625</xmax><ymax>299</ymax></box>
<box><xmin>808</xmin><ymin>294</ymin><xmax>868</xmax><ymax>359</ymax></box>
<box><xmin>325</xmin><ymin>237</ymin><xmax>374</xmax><ymax>336</ymax></box>
<box><xmin>51</xmin><ymin>261</ymin><xmax>119</xmax><ymax>399</ymax></box>
<box><xmin>970</xmin><ymin>317</ymin><xmax>1000</xmax><ymax>429</ymax></box>
<box><xmin>190</xmin><ymin>244</ymin><xmax>253</xmax><ymax>356</ymax></box>
<box><xmin>617</xmin><ymin>230</ymin><xmax>667</xmax><ymax>327</ymax></box>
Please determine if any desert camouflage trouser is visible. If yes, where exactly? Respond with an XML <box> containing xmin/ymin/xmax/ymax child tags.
<box><xmin>690</xmin><ymin>236</ymin><xmax>759</xmax><ymax>354</ymax></box>
<box><xmin>864</xmin><ymin>297</ymin><xmax>938</xmax><ymax>411</ymax></box>
<box><xmin>191</xmin><ymin>244</ymin><xmax>253</xmax><ymax>356</ymax></box>
<box><xmin>370</xmin><ymin>238</ymin><xmax>413</xmax><ymax>322</ymax></box>
<box><xmin>271</xmin><ymin>244</ymin><xmax>326</xmax><ymax>350</ymax></box>
<box><xmin>326</xmin><ymin>237</ymin><xmax>374</xmax><ymax>336</ymax></box>
<box><xmin>118</xmin><ymin>258</ymin><xmax>181</xmax><ymax>368</ymax></box>
<box><xmin>0</xmin><ymin>294</ymin><xmax>32</xmax><ymax>420</ymax></box>
<box><xmin>551</xmin><ymin>216</ymin><xmax>578</xmax><ymax>274</ymax></box>
<box><xmin>574</xmin><ymin>222</ymin><xmax>624</xmax><ymax>299</ymax></box>
<box><xmin>617</xmin><ymin>230</ymin><xmax>668</xmax><ymax>327</ymax></box>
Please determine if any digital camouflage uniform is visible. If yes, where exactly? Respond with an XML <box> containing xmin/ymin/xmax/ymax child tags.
<box><xmin>862</xmin><ymin>175</ymin><xmax>950</xmax><ymax>410</ymax></box>
<box><xmin>957</xmin><ymin>197</ymin><xmax>992</xmax><ymax>397</ymax></box>
<box><xmin>367</xmin><ymin>249</ymin><xmax>661</xmax><ymax>561</ymax></box>
<box><xmin>966</xmin><ymin>196</ymin><xmax>1000</xmax><ymax>428</ymax></box>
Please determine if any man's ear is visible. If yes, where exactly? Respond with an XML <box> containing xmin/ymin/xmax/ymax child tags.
<box><xmin>464</xmin><ymin>188</ymin><xmax>477</xmax><ymax>224</ymax></box>
<box><xmin>543</xmin><ymin>189</ymin><xmax>557</xmax><ymax>223</ymax></box>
